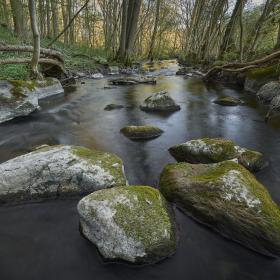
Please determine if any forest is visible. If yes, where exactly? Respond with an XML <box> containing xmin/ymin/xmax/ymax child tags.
<box><xmin>1</xmin><ymin>1</ymin><xmax>280</xmax><ymax>280</ymax></box>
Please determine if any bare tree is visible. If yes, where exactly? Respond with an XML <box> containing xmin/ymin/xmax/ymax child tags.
<box><xmin>28</xmin><ymin>0</ymin><xmax>42</xmax><ymax>79</ymax></box>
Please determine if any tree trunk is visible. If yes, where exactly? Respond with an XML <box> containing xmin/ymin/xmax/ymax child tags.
<box><xmin>276</xmin><ymin>20</ymin><xmax>280</xmax><ymax>49</ymax></box>
<box><xmin>28</xmin><ymin>0</ymin><xmax>42</xmax><ymax>79</ymax></box>
<box><xmin>10</xmin><ymin>0</ymin><xmax>26</xmax><ymax>37</ymax></box>
<box><xmin>219</xmin><ymin>0</ymin><xmax>246</xmax><ymax>58</ymax></box>
<box><xmin>51</xmin><ymin>0</ymin><xmax>59</xmax><ymax>37</ymax></box>
<box><xmin>148</xmin><ymin>0</ymin><xmax>161</xmax><ymax>60</ymax></box>
<box><xmin>117</xmin><ymin>0</ymin><xmax>128</xmax><ymax>59</ymax></box>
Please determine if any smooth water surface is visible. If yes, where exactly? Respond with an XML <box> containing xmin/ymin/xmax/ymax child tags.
<box><xmin>0</xmin><ymin>62</ymin><xmax>280</xmax><ymax>280</ymax></box>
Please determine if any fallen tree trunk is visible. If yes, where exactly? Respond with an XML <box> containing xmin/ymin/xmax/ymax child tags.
<box><xmin>205</xmin><ymin>49</ymin><xmax>280</xmax><ymax>78</ymax></box>
<box><xmin>0</xmin><ymin>58</ymin><xmax>66</xmax><ymax>74</ymax></box>
<box><xmin>0</xmin><ymin>44</ymin><xmax>64</xmax><ymax>63</ymax></box>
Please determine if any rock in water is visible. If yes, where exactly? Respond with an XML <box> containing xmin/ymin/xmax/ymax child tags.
<box><xmin>0</xmin><ymin>80</ymin><xmax>39</xmax><ymax>124</ymax></box>
<box><xmin>110</xmin><ymin>77</ymin><xmax>156</xmax><ymax>85</ymax></box>
<box><xmin>0</xmin><ymin>145</ymin><xmax>126</xmax><ymax>205</ymax></box>
<box><xmin>140</xmin><ymin>91</ymin><xmax>181</xmax><ymax>112</ymax></box>
<box><xmin>257</xmin><ymin>81</ymin><xmax>280</xmax><ymax>104</ymax></box>
<box><xmin>34</xmin><ymin>78</ymin><xmax>64</xmax><ymax>100</ymax></box>
<box><xmin>169</xmin><ymin>138</ymin><xmax>267</xmax><ymax>172</ymax></box>
<box><xmin>213</xmin><ymin>96</ymin><xmax>244</xmax><ymax>106</ymax></box>
<box><xmin>120</xmin><ymin>125</ymin><xmax>163</xmax><ymax>140</ymax></box>
<box><xmin>77</xmin><ymin>186</ymin><xmax>176</xmax><ymax>264</ymax></box>
<box><xmin>159</xmin><ymin>160</ymin><xmax>280</xmax><ymax>257</ymax></box>
<box><xmin>104</xmin><ymin>104</ymin><xmax>124</xmax><ymax>111</ymax></box>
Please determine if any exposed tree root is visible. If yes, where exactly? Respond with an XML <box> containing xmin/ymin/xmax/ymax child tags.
<box><xmin>204</xmin><ymin>49</ymin><xmax>280</xmax><ymax>79</ymax></box>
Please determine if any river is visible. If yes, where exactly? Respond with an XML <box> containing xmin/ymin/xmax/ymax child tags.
<box><xmin>0</xmin><ymin>61</ymin><xmax>280</xmax><ymax>280</ymax></box>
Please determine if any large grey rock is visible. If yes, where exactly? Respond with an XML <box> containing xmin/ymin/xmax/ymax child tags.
<box><xmin>266</xmin><ymin>95</ymin><xmax>280</xmax><ymax>120</ymax></box>
<box><xmin>0</xmin><ymin>79</ymin><xmax>64</xmax><ymax>124</ymax></box>
<box><xmin>140</xmin><ymin>91</ymin><xmax>181</xmax><ymax>112</ymax></box>
<box><xmin>169</xmin><ymin>138</ymin><xmax>267</xmax><ymax>172</ymax></box>
<box><xmin>244</xmin><ymin>77</ymin><xmax>265</xmax><ymax>93</ymax></box>
<box><xmin>160</xmin><ymin>160</ymin><xmax>280</xmax><ymax>258</ymax></box>
<box><xmin>0</xmin><ymin>80</ymin><xmax>39</xmax><ymax>124</ymax></box>
<box><xmin>257</xmin><ymin>81</ymin><xmax>280</xmax><ymax>104</ymax></box>
<box><xmin>78</xmin><ymin>186</ymin><xmax>176</xmax><ymax>264</ymax></box>
<box><xmin>0</xmin><ymin>145</ymin><xmax>126</xmax><ymax>205</ymax></box>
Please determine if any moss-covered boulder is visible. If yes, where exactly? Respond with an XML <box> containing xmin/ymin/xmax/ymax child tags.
<box><xmin>0</xmin><ymin>145</ymin><xmax>126</xmax><ymax>205</ymax></box>
<box><xmin>120</xmin><ymin>125</ymin><xmax>163</xmax><ymax>140</ymax></box>
<box><xmin>245</xmin><ymin>65</ymin><xmax>280</xmax><ymax>93</ymax></box>
<box><xmin>77</xmin><ymin>186</ymin><xmax>176</xmax><ymax>264</ymax></box>
<box><xmin>257</xmin><ymin>81</ymin><xmax>280</xmax><ymax>104</ymax></box>
<box><xmin>213</xmin><ymin>96</ymin><xmax>244</xmax><ymax>106</ymax></box>
<box><xmin>140</xmin><ymin>91</ymin><xmax>181</xmax><ymax>112</ymax></box>
<box><xmin>169</xmin><ymin>138</ymin><xmax>267</xmax><ymax>172</ymax></box>
<box><xmin>159</xmin><ymin>160</ymin><xmax>280</xmax><ymax>257</ymax></box>
<box><xmin>0</xmin><ymin>80</ymin><xmax>39</xmax><ymax>124</ymax></box>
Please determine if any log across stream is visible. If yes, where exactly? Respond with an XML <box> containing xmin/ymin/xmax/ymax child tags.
<box><xmin>0</xmin><ymin>61</ymin><xmax>280</xmax><ymax>280</ymax></box>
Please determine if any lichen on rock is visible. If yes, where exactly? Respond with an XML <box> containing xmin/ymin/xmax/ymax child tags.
<box><xmin>0</xmin><ymin>145</ymin><xmax>126</xmax><ymax>205</ymax></box>
<box><xmin>169</xmin><ymin>138</ymin><xmax>267</xmax><ymax>172</ymax></box>
<box><xmin>159</xmin><ymin>160</ymin><xmax>280</xmax><ymax>257</ymax></box>
<box><xmin>120</xmin><ymin>125</ymin><xmax>164</xmax><ymax>140</ymax></box>
<box><xmin>77</xmin><ymin>185</ymin><xmax>176</xmax><ymax>264</ymax></box>
<box><xmin>140</xmin><ymin>91</ymin><xmax>181</xmax><ymax>112</ymax></box>
<box><xmin>257</xmin><ymin>81</ymin><xmax>280</xmax><ymax>104</ymax></box>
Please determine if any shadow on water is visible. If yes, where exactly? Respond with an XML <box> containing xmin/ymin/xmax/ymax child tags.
<box><xmin>1</xmin><ymin>61</ymin><xmax>280</xmax><ymax>280</ymax></box>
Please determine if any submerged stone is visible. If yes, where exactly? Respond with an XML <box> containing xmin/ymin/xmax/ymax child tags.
<box><xmin>77</xmin><ymin>186</ymin><xmax>176</xmax><ymax>264</ymax></box>
<box><xmin>120</xmin><ymin>125</ymin><xmax>163</xmax><ymax>140</ymax></box>
<box><xmin>257</xmin><ymin>81</ymin><xmax>280</xmax><ymax>104</ymax></box>
<box><xmin>213</xmin><ymin>96</ymin><xmax>244</xmax><ymax>106</ymax></box>
<box><xmin>169</xmin><ymin>138</ymin><xmax>267</xmax><ymax>172</ymax></box>
<box><xmin>140</xmin><ymin>91</ymin><xmax>181</xmax><ymax>112</ymax></box>
<box><xmin>110</xmin><ymin>76</ymin><xmax>156</xmax><ymax>85</ymax></box>
<box><xmin>0</xmin><ymin>145</ymin><xmax>126</xmax><ymax>205</ymax></box>
<box><xmin>159</xmin><ymin>160</ymin><xmax>280</xmax><ymax>257</ymax></box>
<box><xmin>104</xmin><ymin>104</ymin><xmax>124</xmax><ymax>111</ymax></box>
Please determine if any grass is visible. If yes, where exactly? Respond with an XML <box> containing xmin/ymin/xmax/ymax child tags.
<box><xmin>0</xmin><ymin>25</ymin><xmax>110</xmax><ymax>80</ymax></box>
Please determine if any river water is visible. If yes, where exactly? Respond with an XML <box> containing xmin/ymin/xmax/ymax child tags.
<box><xmin>0</xmin><ymin>61</ymin><xmax>280</xmax><ymax>280</ymax></box>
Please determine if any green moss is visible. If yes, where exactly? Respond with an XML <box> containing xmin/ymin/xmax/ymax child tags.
<box><xmin>72</xmin><ymin>146</ymin><xmax>126</xmax><ymax>186</ymax></box>
<box><xmin>200</xmin><ymin>138</ymin><xmax>237</xmax><ymax>162</ymax></box>
<box><xmin>93</xmin><ymin>186</ymin><xmax>176</xmax><ymax>252</ymax></box>
<box><xmin>161</xmin><ymin>160</ymin><xmax>280</xmax><ymax>235</ymax></box>
<box><xmin>8</xmin><ymin>80</ymin><xmax>37</xmax><ymax>98</ymax></box>
<box><xmin>246</xmin><ymin>64</ymin><xmax>280</xmax><ymax>80</ymax></box>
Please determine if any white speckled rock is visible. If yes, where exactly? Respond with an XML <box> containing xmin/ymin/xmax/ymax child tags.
<box><xmin>35</xmin><ymin>78</ymin><xmax>64</xmax><ymax>100</ymax></box>
<box><xmin>169</xmin><ymin>138</ymin><xmax>267</xmax><ymax>172</ymax></box>
<box><xmin>140</xmin><ymin>91</ymin><xmax>180</xmax><ymax>112</ymax></box>
<box><xmin>0</xmin><ymin>80</ymin><xmax>39</xmax><ymax>124</ymax></box>
<box><xmin>0</xmin><ymin>145</ymin><xmax>126</xmax><ymax>205</ymax></box>
<box><xmin>257</xmin><ymin>81</ymin><xmax>280</xmax><ymax>104</ymax></box>
<box><xmin>78</xmin><ymin>186</ymin><xmax>176</xmax><ymax>264</ymax></box>
<box><xmin>160</xmin><ymin>160</ymin><xmax>280</xmax><ymax>257</ymax></box>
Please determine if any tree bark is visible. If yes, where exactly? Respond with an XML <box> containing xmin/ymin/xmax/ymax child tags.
<box><xmin>148</xmin><ymin>0</ymin><xmax>161</xmax><ymax>60</ymax></box>
<box><xmin>10</xmin><ymin>0</ymin><xmax>26</xmax><ymax>37</ymax></box>
<box><xmin>28</xmin><ymin>0</ymin><xmax>43</xmax><ymax>79</ymax></box>
<box><xmin>219</xmin><ymin>0</ymin><xmax>246</xmax><ymax>58</ymax></box>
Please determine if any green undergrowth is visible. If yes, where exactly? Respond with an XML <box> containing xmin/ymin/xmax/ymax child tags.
<box><xmin>246</xmin><ymin>64</ymin><xmax>280</xmax><ymax>80</ymax></box>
